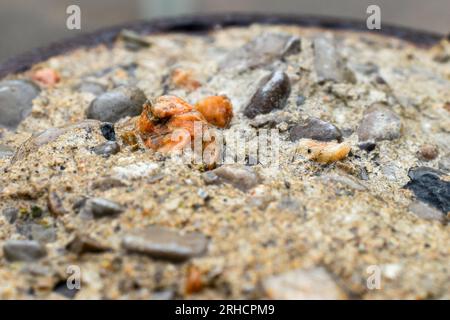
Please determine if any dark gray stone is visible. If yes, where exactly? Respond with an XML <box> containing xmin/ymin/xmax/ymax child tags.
<box><xmin>0</xmin><ymin>80</ymin><xmax>40</xmax><ymax>129</ymax></box>
<box><xmin>289</xmin><ymin>117</ymin><xmax>342</xmax><ymax>142</ymax></box>
<box><xmin>438</xmin><ymin>154</ymin><xmax>450</xmax><ymax>173</ymax></box>
<box><xmin>66</xmin><ymin>234</ymin><xmax>109</xmax><ymax>254</ymax></box>
<box><xmin>122</xmin><ymin>226</ymin><xmax>208</xmax><ymax>262</ymax></box>
<box><xmin>243</xmin><ymin>71</ymin><xmax>291</xmax><ymax>119</ymax></box>
<box><xmin>3</xmin><ymin>240</ymin><xmax>47</xmax><ymax>262</ymax></box>
<box><xmin>220</xmin><ymin>33</ymin><xmax>301</xmax><ymax>70</ymax></box>
<box><xmin>81</xmin><ymin>198</ymin><xmax>124</xmax><ymax>219</ymax></box>
<box><xmin>357</xmin><ymin>103</ymin><xmax>401</xmax><ymax>142</ymax></box>
<box><xmin>86</xmin><ymin>86</ymin><xmax>147</xmax><ymax>123</ymax></box>
<box><xmin>92</xmin><ymin>141</ymin><xmax>120</xmax><ymax>157</ymax></box>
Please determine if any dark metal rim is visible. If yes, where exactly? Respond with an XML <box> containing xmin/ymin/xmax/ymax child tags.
<box><xmin>0</xmin><ymin>12</ymin><xmax>445</xmax><ymax>79</ymax></box>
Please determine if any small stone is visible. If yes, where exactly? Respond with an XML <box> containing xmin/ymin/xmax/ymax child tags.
<box><xmin>122</xmin><ymin>226</ymin><xmax>208</xmax><ymax>262</ymax></box>
<box><xmin>438</xmin><ymin>154</ymin><xmax>450</xmax><ymax>173</ymax></box>
<box><xmin>0</xmin><ymin>80</ymin><xmax>40</xmax><ymax>129</ymax></box>
<box><xmin>263</xmin><ymin>267</ymin><xmax>347</xmax><ymax>300</ymax></box>
<box><xmin>47</xmin><ymin>191</ymin><xmax>67</xmax><ymax>216</ymax></box>
<box><xmin>53</xmin><ymin>280</ymin><xmax>78</xmax><ymax>299</ymax></box>
<box><xmin>357</xmin><ymin>103</ymin><xmax>401</xmax><ymax>142</ymax></box>
<box><xmin>243</xmin><ymin>71</ymin><xmax>291</xmax><ymax>119</ymax></box>
<box><xmin>86</xmin><ymin>86</ymin><xmax>147</xmax><ymax>123</ymax></box>
<box><xmin>112</xmin><ymin>162</ymin><xmax>159</xmax><ymax>181</ymax></box>
<box><xmin>404</xmin><ymin>167</ymin><xmax>450</xmax><ymax>213</ymax></box>
<box><xmin>0</xmin><ymin>144</ymin><xmax>15</xmax><ymax>158</ymax></box>
<box><xmin>409</xmin><ymin>201</ymin><xmax>446</xmax><ymax>223</ymax></box>
<box><xmin>358</xmin><ymin>141</ymin><xmax>376</xmax><ymax>152</ymax></box>
<box><xmin>207</xmin><ymin>164</ymin><xmax>261</xmax><ymax>191</ymax></box>
<box><xmin>289</xmin><ymin>117</ymin><xmax>342</xmax><ymax>142</ymax></box>
<box><xmin>221</xmin><ymin>33</ymin><xmax>301</xmax><ymax>70</ymax></box>
<box><xmin>248</xmin><ymin>111</ymin><xmax>293</xmax><ymax>129</ymax></box>
<box><xmin>81</xmin><ymin>198</ymin><xmax>124</xmax><ymax>219</ymax></box>
<box><xmin>2</xmin><ymin>207</ymin><xmax>18</xmax><ymax>224</ymax></box>
<box><xmin>321</xmin><ymin>173</ymin><xmax>367</xmax><ymax>191</ymax></box>
<box><xmin>90</xmin><ymin>177</ymin><xmax>127</xmax><ymax>191</ymax></box>
<box><xmin>66</xmin><ymin>234</ymin><xmax>109</xmax><ymax>255</ymax></box>
<box><xmin>77</xmin><ymin>81</ymin><xmax>106</xmax><ymax>96</ymax></box>
<box><xmin>313</xmin><ymin>36</ymin><xmax>354</xmax><ymax>83</ymax></box>
<box><xmin>296</xmin><ymin>95</ymin><xmax>306</xmax><ymax>106</ymax></box>
<box><xmin>3</xmin><ymin>240</ymin><xmax>47</xmax><ymax>262</ymax></box>
<box><xmin>100</xmin><ymin>122</ymin><xmax>116</xmax><ymax>141</ymax></box>
<box><xmin>92</xmin><ymin>141</ymin><xmax>120</xmax><ymax>157</ymax></box>
<box><xmin>418</xmin><ymin>144</ymin><xmax>439</xmax><ymax>161</ymax></box>
<box><xmin>30</xmin><ymin>224</ymin><xmax>57</xmax><ymax>243</ymax></box>
<box><xmin>32</xmin><ymin>68</ymin><xmax>60</xmax><ymax>86</ymax></box>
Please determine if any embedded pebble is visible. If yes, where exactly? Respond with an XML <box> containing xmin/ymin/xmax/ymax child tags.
<box><xmin>205</xmin><ymin>164</ymin><xmax>261</xmax><ymax>191</ymax></box>
<box><xmin>321</xmin><ymin>173</ymin><xmax>367</xmax><ymax>191</ymax></box>
<box><xmin>357</xmin><ymin>103</ymin><xmax>401</xmax><ymax>142</ymax></box>
<box><xmin>67</xmin><ymin>234</ymin><xmax>109</xmax><ymax>255</ymax></box>
<box><xmin>221</xmin><ymin>33</ymin><xmax>300</xmax><ymax>70</ymax></box>
<box><xmin>86</xmin><ymin>86</ymin><xmax>147</xmax><ymax>122</ymax></box>
<box><xmin>92</xmin><ymin>141</ymin><xmax>120</xmax><ymax>157</ymax></box>
<box><xmin>408</xmin><ymin>201</ymin><xmax>446</xmax><ymax>223</ymax></box>
<box><xmin>289</xmin><ymin>117</ymin><xmax>342</xmax><ymax>142</ymax></box>
<box><xmin>2</xmin><ymin>207</ymin><xmax>18</xmax><ymax>224</ymax></box>
<box><xmin>263</xmin><ymin>267</ymin><xmax>347</xmax><ymax>299</ymax></box>
<box><xmin>30</xmin><ymin>224</ymin><xmax>57</xmax><ymax>243</ymax></box>
<box><xmin>112</xmin><ymin>162</ymin><xmax>159</xmax><ymax>181</ymax></box>
<box><xmin>78</xmin><ymin>81</ymin><xmax>106</xmax><ymax>96</ymax></box>
<box><xmin>122</xmin><ymin>226</ymin><xmax>208</xmax><ymax>262</ymax></box>
<box><xmin>358</xmin><ymin>141</ymin><xmax>377</xmax><ymax>152</ymax></box>
<box><xmin>438</xmin><ymin>154</ymin><xmax>450</xmax><ymax>173</ymax></box>
<box><xmin>81</xmin><ymin>198</ymin><xmax>124</xmax><ymax>219</ymax></box>
<box><xmin>100</xmin><ymin>122</ymin><xmax>116</xmax><ymax>141</ymax></box>
<box><xmin>418</xmin><ymin>144</ymin><xmax>438</xmax><ymax>161</ymax></box>
<box><xmin>404</xmin><ymin>167</ymin><xmax>450</xmax><ymax>213</ymax></box>
<box><xmin>243</xmin><ymin>71</ymin><xmax>291</xmax><ymax>119</ymax></box>
<box><xmin>0</xmin><ymin>80</ymin><xmax>40</xmax><ymax>129</ymax></box>
<box><xmin>3</xmin><ymin>240</ymin><xmax>47</xmax><ymax>262</ymax></box>
<box><xmin>313</xmin><ymin>36</ymin><xmax>354</xmax><ymax>83</ymax></box>
<box><xmin>0</xmin><ymin>144</ymin><xmax>14</xmax><ymax>158</ymax></box>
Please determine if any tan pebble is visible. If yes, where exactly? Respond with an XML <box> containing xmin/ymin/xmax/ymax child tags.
<box><xmin>296</xmin><ymin>139</ymin><xmax>351</xmax><ymax>163</ymax></box>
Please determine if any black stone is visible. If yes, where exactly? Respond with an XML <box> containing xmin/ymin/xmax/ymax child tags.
<box><xmin>358</xmin><ymin>141</ymin><xmax>376</xmax><ymax>152</ymax></box>
<box><xmin>243</xmin><ymin>71</ymin><xmax>291</xmax><ymax>119</ymax></box>
<box><xmin>404</xmin><ymin>167</ymin><xmax>450</xmax><ymax>214</ymax></box>
<box><xmin>100</xmin><ymin>122</ymin><xmax>116</xmax><ymax>141</ymax></box>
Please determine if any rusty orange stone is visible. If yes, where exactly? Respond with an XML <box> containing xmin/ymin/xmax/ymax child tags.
<box><xmin>151</xmin><ymin>95</ymin><xmax>193</xmax><ymax>119</ymax></box>
<box><xmin>32</xmin><ymin>67</ymin><xmax>60</xmax><ymax>86</ymax></box>
<box><xmin>185</xmin><ymin>266</ymin><xmax>203</xmax><ymax>294</ymax></box>
<box><xmin>195</xmin><ymin>95</ymin><xmax>233</xmax><ymax>128</ymax></box>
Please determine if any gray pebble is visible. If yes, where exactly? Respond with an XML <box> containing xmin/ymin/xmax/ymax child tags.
<box><xmin>30</xmin><ymin>224</ymin><xmax>57</xmax><ymax>243</ymax></box>
<box><xmin>289</xmin><ymin>117</ymin><xmax>342</xmax><ymax>142</ymax></box>
<box><xmin>408</xmin><ymin>201</ymin><xmax>447</xmax><ymax>223</ymax></box>
<box><xmin>122</xmin><ymin>226</ymin><xmax>208</xmax><ymax>262</ymax></box>
<box><xmin>3</xmin><ymin>240</ymin><xmax>47</xmax><ymax>262</ymax></box>
<box><xmin>2</xmin><ymin>207</ymin><xmax>18</xmax><ymax>224</ymax></box>
<box><xmin>221</xmin><ymin>33</ymin><xmax>300</xmax><ymax>70</ymax></box>
<box><xmin>86</xmin><ymin>86</ymin><xmax>146</xmax><ymax>123</ymax></box>
<box><xmin>313</xmin><ymin>36</ymin><xmax>355</xmax><ymax>83</ymax></box>
<box><xmin>243</xmin><ymin>70</ymin><xmax>291</xmax><ymax>119</ymax></box>
<box><xmin>0</xmin><ymin>144</ymin><xmax>15</xmax><ymax>158</ymax></box>
<box><xmin>206</xmin><ymin>164</ymin><xmax>261</xmax><ymax>191</ymax></box>
<box><xmin>77</xmin><ymin>81</ymin><xmax>106</xmax><ymax>96</ymax></box>
<box><xmin>357</xmin><ymin>103</ymin><xmax>401</xmax><ymax>142</ymax></box>
<box><xmin>92</xmin><ymin>141</ymin><xmax>120</xmax><ymax>157</ymax></box>
<box><xmin>81</xmin><ymin>198</ymin><xmax>124</xmax><ymax>219</ymax></box>
<box><xmin>438</xmin><ymin>154</ymin><xmax>450</xmax><ymax>173</ymax></box>
<box><xmin>0</xmin><ymin>80</ymin><xmax>40</xmax><ymax>129</ymax></box>
<box><xmin>66</xmin><ymin>234</ymin><xmax>109</xmax><ymax>255</ymax></box>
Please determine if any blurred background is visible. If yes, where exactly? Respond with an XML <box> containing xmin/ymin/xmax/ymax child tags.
<box><xmin>0</xmin><ymin>0</ymin><xmax>449</xmax><ymax>63</ymax></box>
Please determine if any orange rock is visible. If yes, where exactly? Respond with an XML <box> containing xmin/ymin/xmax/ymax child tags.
<box><xmin>195</xmin><ymin>95</ymin><xmax>233</xmax><ymax>128</ymax></box>
<box><xmin>185</xmin><ymin>266</ymin><xmax>203</xmax><ymax>294</ymax></box>
<box><xmin>167</xmin><ymin>111</ymin><xmax>207</xmax><ymax>136</ymax></box>
<box><xmin>32</xmin><ymin>67</ymin><xmax>60</xmax><ymax>86</ymax></box>
<box><xmin>171</xmin><ymin>69</ymin><xmax>201</xmax><ymax>91</ymax></box>
<box><xmin>151</xmin><ymin>95</ymin><xmax>193</xmax><ymax>119</ymax></box>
